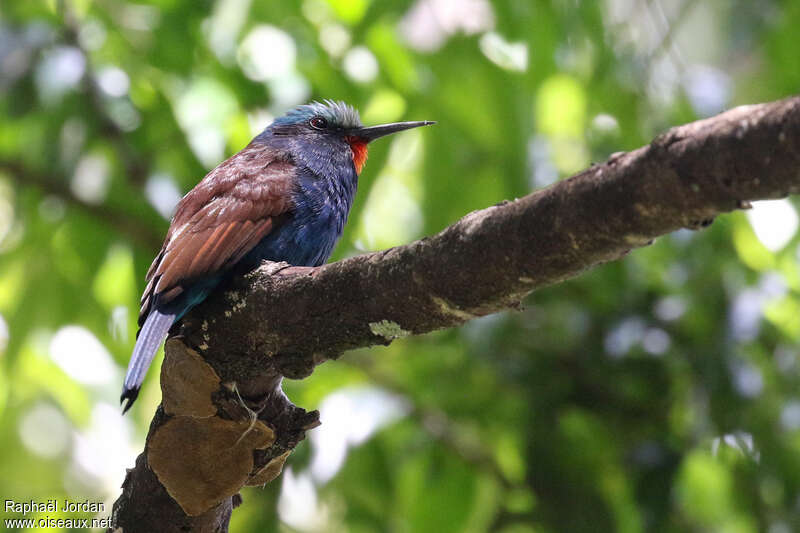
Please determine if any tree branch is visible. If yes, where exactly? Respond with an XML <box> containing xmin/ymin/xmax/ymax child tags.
<box><xmin>0</xmin><ymin>159</ymin><xmax>164</xmax><ymax>250</ymax></box>
<box><xmin>111</xmin><ymin>96</ymin><xmax>800</xmax><ymax>532</ymax></box>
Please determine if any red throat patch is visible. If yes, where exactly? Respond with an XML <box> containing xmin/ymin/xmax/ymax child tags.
<box><xmin>345</xmin><ymin>136</ymin><xmax>369</xmax><ymax>174</ymax></box>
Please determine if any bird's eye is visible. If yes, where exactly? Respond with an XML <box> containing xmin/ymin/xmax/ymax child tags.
<box><xmin>309</xmin><ymin>116</ymin><xmax>328</xmax><ymax>130</ymax></box>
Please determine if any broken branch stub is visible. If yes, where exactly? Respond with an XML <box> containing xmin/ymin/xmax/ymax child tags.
<box><xmin>110</xmin><ymin>339</ymin><xmax>319</xmax><ymax>531</ymax></box>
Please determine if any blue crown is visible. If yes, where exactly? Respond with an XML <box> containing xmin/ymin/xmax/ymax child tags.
<box><xmin>273</xmin><ymin>100</ymin><xmax>362</xmax><ymax>129</ymax></box>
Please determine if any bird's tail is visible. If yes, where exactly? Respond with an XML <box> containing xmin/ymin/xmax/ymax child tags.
<box><xmin>120</xmin><ymin>309</ymin><xmax>175</xmax><ymax>414</ymax></box>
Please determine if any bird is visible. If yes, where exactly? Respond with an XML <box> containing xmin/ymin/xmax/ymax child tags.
<box><xmin>121</xmin><ymin>100</ymin><xmax>434</xmax><ymax>413</ymax></box>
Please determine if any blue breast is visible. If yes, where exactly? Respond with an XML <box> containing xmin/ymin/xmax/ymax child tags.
<box><xmin>241</xmin><ymin>164</ymin><xmax>357</xmax><ymax>269</ymax></box>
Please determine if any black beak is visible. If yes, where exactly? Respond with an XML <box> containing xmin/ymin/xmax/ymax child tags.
<box><xmin>354</xmin><ymin>120</ymin><xmax>436</xmax><ymax>142</ymax></box>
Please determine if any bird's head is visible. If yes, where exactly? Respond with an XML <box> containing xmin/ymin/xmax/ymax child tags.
<box><xmin>269</xmin><ymin>100</ymin><xmax>434</xmax><ymax>174</ymax></box>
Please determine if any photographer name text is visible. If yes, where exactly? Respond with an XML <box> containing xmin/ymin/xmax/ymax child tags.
<box><xmin>5</xmin><ymin>499</ymin><xmax>104</xmax><ymax>514</ymax></box>
<box><xmin>3</xmin><ymin>499</ymin><xmax>109</xmax><ymax>529</ymax></box>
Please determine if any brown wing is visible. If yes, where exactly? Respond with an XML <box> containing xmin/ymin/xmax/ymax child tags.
<box><xmin>138</xmin><ymin>144</ymin><xmax>295</xmax><ymax>326</ymax></box>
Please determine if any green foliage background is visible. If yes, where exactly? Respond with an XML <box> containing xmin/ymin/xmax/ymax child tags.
<box><xmin>1</xmin><ymin>0</ymin><xmax>800</xmax><ymax>531</ymax></box>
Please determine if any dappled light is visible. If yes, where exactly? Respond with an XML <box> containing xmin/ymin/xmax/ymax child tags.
<box><xmin>1</xmin><ymin>1</ymin><xmax>800</xmax><ymax>532</ymax></box>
